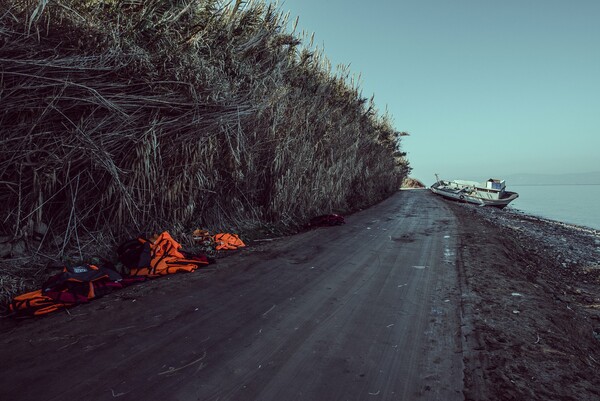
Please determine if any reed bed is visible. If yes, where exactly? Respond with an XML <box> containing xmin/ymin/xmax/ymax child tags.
<box><xmin>0</xmin><ymin>0</ymin><xmax>410</xmax><ymax>303</ymax></box>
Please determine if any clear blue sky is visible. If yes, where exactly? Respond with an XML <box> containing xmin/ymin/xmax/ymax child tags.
<box><xmin>270</xmin><ymin>0</ymin><xmax>600</xmax><ymax>184</ymax></box>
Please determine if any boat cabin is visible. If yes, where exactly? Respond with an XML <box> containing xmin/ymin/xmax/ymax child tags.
<box><xmin>485</xmin><ymin>178</ymin><xmax>506</xmax><ymax>191</ymax></box>
<box><xmin>474</xmin><ymin>178</ymin><xmax>506</xmax><ymax>200</ymax></box>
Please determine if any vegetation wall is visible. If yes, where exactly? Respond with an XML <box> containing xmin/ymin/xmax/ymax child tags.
<box><xmin>0</xmin><ymin>0</ymin><xmax>410</xmax><ymax>300</ymax></box>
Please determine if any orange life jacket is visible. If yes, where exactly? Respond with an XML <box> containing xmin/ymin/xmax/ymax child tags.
<box><xmin>8</xmin><ymin>289</ymin><xmax>68</xmax><ymax>317</ymax></box>
<box><xmin>213</xmin><ymin>233</ymin><xmax>246</xmax><ymax>250</ymax></box>
<box><xmin>129</xmin><ymin>231</ymin><xmax>209</xmax><ymax>277</ymax></box>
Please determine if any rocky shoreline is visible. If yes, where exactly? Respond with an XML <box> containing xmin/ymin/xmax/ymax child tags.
<box><xmin>448</xmin><ymin>200</ymin><xmax>600</xmax><ymax>401</ymax></box>
<box><xmin>471</xmin><ymin>204</ymin><xmax>600</xmax><ymax>270</ymax></box>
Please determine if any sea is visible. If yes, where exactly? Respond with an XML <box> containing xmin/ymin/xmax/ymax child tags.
<box><xmin>507</xmin><ymin>184</ymin><xmax>600</xmax><ymax>231</ymax></box>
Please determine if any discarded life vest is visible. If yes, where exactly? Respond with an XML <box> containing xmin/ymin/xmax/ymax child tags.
<box><xmin>310</xmin><ymin>214</ymin><xmax>345</xmax><ymax>227</ymax></box>
<box><xmin>213</xmin><ymin>233</ymin><xmax>245</xmax><ymax>250</ymax></box>
<box><xmin>7</xmin><ymin>264</ymin><xmax>128</xmax><ymax>318</ymax></box>
<box><xmin>8</xmin><ymin>289</ymin><xmax>68</xmax><ymax>317</ymax></box>
<box><xmin>42</xmin><ymin>264</ymin><xmax>124</xmax><ymax>303</ymax></box>
<box><xmin>128</xmin><ymin>232</ymin><xmax>210</xmax><ymax>277</ymax></box>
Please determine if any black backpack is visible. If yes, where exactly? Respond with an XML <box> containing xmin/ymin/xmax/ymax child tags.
<box><xmin>117</xmin><ymin>238</ymin><xmax>151</xmax><ymax>270</ymax></box>
<box><xmin>42</xmin><ymin>264</ymin><xmax>124</xmax><ymax>303</ymax></box>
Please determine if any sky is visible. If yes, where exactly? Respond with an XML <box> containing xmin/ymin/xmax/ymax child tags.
<box><xmin>268</xmin><ymin>0</ymin><xmax>600</xmax><ymax>184</ymax></box>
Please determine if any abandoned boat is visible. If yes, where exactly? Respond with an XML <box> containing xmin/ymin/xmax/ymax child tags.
<box><xmin>430</xmin><ymin>176</ymin><xmax>519</xmax><ymax>208</ymax></box>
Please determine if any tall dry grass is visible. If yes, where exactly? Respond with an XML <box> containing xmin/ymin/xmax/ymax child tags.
<box><xmin>0</xmin><ymin>0</ymin><xmax>410</xmax><ymax>301</ymax></box>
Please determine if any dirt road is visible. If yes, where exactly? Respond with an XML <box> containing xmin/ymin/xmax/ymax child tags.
<box><xmin>1</xmin><ymin>190</ymin><xmax>465</xmax><ymax>401</ymax></box>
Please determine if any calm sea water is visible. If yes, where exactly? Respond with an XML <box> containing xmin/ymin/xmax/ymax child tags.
<box><xmin>508</xmin><ymin>185</ymin><xmax>600</xmax><ymax>231</ymax></box>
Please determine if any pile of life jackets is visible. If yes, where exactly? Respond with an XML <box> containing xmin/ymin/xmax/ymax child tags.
<box><xmin>7</xmin><ymin>264</ymin><xmax>145</xmax><ymax>317</ymax></box>
<box><xmin>6</xmin><ymin>231</ymin><xmax>212</xmax><ymax>318</ymax></box>
<box><xmin>5</xmin><ymin>230</ymin><xmax>249</xmax><ymax>318</ymax></box>
<box><xmin>118</xmin><ymin>232</ymin><xmax>210</xmax><ymax>277</ymax></box>
<box><xmin>310</xmin><ymin>214</ymin><xmax>345</xmax><ymax>227</ymax></box>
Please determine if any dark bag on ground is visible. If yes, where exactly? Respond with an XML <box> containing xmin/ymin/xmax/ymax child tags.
<box><xmin>310</xmin><ymin>214</ymin><xmax>345</xmax><ymax>227</ymax></box>
<box><xmin>117</xmin><ymin>238</ymin><xmax>151</xmax><ymax>271</ymax></box>
<box><xmin>42</xmin><ymin>264</ymin><xmax>124</xmax><ymax>303</ymax></box>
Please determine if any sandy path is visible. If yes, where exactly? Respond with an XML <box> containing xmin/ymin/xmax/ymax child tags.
<box><xmin>0</xmin><ymin>190</ymin><xmax>464</xmax><ymax>401</ymax></box>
